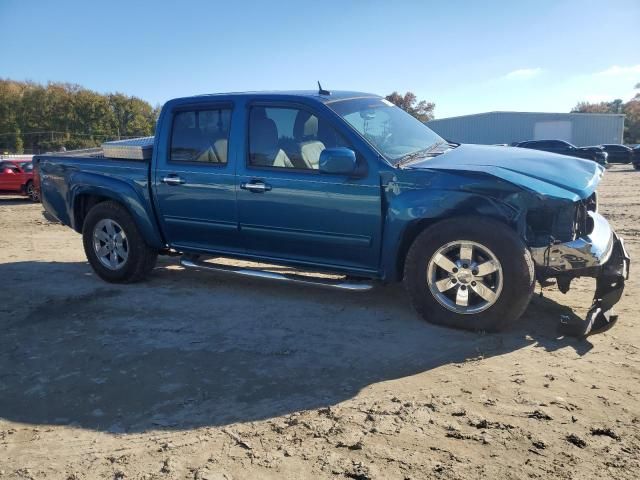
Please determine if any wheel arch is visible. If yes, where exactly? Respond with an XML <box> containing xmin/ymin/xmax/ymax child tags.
<box><xmin>22</xmin><ymin>178</ymin><xmax>33</xmax><ymax>193</ymax></box>
<box><xmin>383</xmin><ymin>192</ymin><xmax>522</xmax><ymax>282</ymax></box>
<box><xmin>71</xmin><ymin>180</ymin><xmax>164</xmax><ymax>249</ymax></box>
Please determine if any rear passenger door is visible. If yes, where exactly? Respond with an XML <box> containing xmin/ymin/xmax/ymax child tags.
<box><xmin>236</xmin><ymin>102</ymin><xmax>382</xmax><ymax>274</ymax></box>
<box><xmin>153</xmin><ymin>104</ymin><xmax>241</xmax><ymax>253</ymax></box>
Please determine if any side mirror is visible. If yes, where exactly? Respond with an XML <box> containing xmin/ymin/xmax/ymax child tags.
<box><xmin>319</xmin><ymin>148</ymin><xmax>357</xmax><ymax>175</ymax></box>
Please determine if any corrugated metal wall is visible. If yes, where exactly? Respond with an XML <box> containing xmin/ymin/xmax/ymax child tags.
<box><xmin>426</xmin><ymin>112</ymin><xmax>625</xmax><ymax>146</ymax></box>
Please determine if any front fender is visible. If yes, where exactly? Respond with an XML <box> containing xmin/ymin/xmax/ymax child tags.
<box><xmin>381</xmin><ymin>187</ymin><xmax>520</xmax><ymax>281</ymax></box>
<box><xmin>69</xmin><ymin>172</ymin><xmax>164</xmax><ymax>249</ymax></box>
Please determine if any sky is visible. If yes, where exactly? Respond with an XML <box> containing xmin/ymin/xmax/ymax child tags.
<box><xmin>1</xmin><ymin>0</ymin><xmax>639</xmax><ymax>118</ymax></box>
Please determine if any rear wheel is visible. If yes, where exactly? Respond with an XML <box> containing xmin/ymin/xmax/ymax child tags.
<box><xmin>82</xmin><ymin>201</ymin><xmax>158</xmax><ymax>283</ymax></box>
<box><xmin>403</xmin><ymin>217</ymin><xmax>535</xmax><ymax>332</ymax></box>
<box><xmin>25</xmin><ymin>181</ymin><xmax>39</xmax><ymax>202</ymax></box>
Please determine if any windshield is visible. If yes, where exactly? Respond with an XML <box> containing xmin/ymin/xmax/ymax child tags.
<box><xmin>326</xmin><ymin>97</ymin><xmax>444</xmax><ymax>164</ymax></box>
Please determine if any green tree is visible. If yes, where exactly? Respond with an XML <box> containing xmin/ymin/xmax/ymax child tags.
<box><xmin>623</xmin><ymin>83</ymin><xmax>640</xmax><ymax>144</ymax></box>
<box><xmin>385</xmin><ymin>91</ymin><xmax>435</xmax><ymax>122</ymax></box>
<box><xmin>0</xmin><ymin>78</ymin><xmax>159</xmax><ymax>153</ymax></box>
<box><xmin>572</xmin><ymin>84</ymin><xmax>640</xmax><ymax>144</ymax></box>
<box><xmin>571</xmin><ymin>99</ymin><xmax>624</xmax><ymax>114</ymax></box>
<box><xmin>14</xmin><ymin>127</ymin><xmax>24</xmax><ymax>154</ymax></box>
<box><xmin>109</xmin><ymin>93</ymin><xmax>157</xmax><ymax>139</ymax></box>
<box><xmin>0</xmin><ymin>80</ymin><xmax>22</xmax><ymax>153</ymax></box>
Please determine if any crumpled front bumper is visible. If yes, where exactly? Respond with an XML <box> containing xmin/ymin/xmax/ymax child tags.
<box><xmin>530</xmin><ymin>211</ymin><xmax>631</xmax><ymax>337</ymax></box>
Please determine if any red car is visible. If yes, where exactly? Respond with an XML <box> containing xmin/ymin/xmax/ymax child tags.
<box><xmin>0</xmin><ymin>159</ymin><xmax>39</xmax><ymax>201</ymax></box>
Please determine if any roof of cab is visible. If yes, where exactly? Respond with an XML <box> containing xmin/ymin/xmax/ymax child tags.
<box><xmin>169</xmin><ymin>90</ymin><xmax>380</xmax><ymax>105</ymax></box>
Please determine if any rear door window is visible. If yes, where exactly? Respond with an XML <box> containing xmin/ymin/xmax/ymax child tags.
<box><xmin>170</xmin><ymin>108</ymin><xmax>232</xmax><ymax>164</ymax></box>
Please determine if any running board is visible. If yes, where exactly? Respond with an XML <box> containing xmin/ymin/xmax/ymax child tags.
<box><xmin>180</xmin><ymin>258</ymin><xmax>374</xmax><ymax>291</ymax></box>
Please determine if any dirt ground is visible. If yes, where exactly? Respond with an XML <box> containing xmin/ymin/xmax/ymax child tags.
<box><xmin>0</xmin><ymin>164</ymin><xmax>638</xmax><ymax>480</ymax></box>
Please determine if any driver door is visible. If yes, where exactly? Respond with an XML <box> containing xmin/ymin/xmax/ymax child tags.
<box><xmin>236</xmin><ymin>102</ymin><xmax>382</xmax><ymax>274</ymax></box>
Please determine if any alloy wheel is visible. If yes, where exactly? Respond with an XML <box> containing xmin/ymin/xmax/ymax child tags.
<box><xmin>93</xmin><ymin>219</ymin><xmax>129</xmax><ymax>270</ymax></box>
<box><xmin>427</xmin><ymin>240</ymin><xmax>503</xmax><ymax>314</ymax></box>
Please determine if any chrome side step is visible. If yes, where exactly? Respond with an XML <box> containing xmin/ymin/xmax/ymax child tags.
<box><xmin>180</xmin><ymin>258</ymin><xmax>374</xmax><ymax>291</ymax></box>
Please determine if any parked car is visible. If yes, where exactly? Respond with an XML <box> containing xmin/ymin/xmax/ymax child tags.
<box><xmin>514</xmin><ymin>139</ymin><xmax>608</xmax><ymax>166</ymax></box>
<box><xmin>632</xmin><ymin>145</ymin><xmax>640</xmax><ymax>170</ymax></box>
<box><xmin>600</xmin><ymin>144</ymin><xmax>633</xmax><ymax>164</ymax></box>
<box><xmin>0</xmin><ymin>160</ymin><xmax>38</xmax><ymax>201</ymax></box>
<box><xmin>35</xmin><ymin>90</ymin><xmax>629</xmax><ymax>337</ymax></box>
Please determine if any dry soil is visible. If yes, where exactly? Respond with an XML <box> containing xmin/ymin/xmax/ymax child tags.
<box><xmin>0</xmin><ymin>164</ymin><xmax>638</xmax><ymax>479</ymax></box>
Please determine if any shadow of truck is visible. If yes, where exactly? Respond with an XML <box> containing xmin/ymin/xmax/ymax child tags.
<box><xmin>0</xmin><ymin>259</ymin><xmax>592</xmax><ymax>433</ymax></box>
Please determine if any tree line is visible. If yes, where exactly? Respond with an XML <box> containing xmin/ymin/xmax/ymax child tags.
<box><xmin>0</xmin><ymin>79</ymin><xmax>159</xmax><ymax>154</ymax></box>
<box><xmin>572</xmin><ymin>83</ymin><xmax>640</xmax><ymax>144</ymax></box>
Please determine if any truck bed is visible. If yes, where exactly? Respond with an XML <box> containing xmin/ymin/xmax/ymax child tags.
<box><xmin>39</xmin><ymin>136</ymin><xmax>155</xmax><ymax>161</ymax></box>
<box><xmin>35</xmin><ymin>153</ymin><xmax>155</xmax><ymax>235</ymax></box>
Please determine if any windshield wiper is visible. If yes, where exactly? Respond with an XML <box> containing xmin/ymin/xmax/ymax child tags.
<box><xmin>395</xmin><ymin>141</ymin><xmax>447</xmax><ymax>167</ymax></box>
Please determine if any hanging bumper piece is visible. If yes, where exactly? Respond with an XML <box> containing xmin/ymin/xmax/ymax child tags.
<box><xmin>530</xmin><ymin>211</ymin><xmax>631</xmax><ymax>337</ymax></box>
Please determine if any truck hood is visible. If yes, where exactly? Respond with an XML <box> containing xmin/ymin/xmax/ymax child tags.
<box><xmin>407</xmin><ymin>144</ymin><xmax>603</xmax><ymax>201</ymax></box>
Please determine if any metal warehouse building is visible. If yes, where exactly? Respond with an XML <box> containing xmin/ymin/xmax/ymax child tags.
<box><xmin>426</xmin><ymin>111</ymin><xmax>624</xmax><ymax>146</ymax></box>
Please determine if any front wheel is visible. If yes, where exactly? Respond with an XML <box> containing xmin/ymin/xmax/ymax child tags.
<box><xmin>82</xmin><ymin>201</ymin><xmax>158</xmax><ymax>283</ymax></box>
<box><xmin>403</xmin><ymin>217</ymin><xmax>535</xmax><ymax>332</ymax></box>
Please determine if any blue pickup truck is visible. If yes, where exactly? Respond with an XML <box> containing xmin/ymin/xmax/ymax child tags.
<box><xmin>36</xmin><ymin>90</ymin><xmax>630</xmax><ymax>336</ymax></box>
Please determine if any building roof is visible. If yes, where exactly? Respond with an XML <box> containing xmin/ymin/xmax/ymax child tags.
<box><xmin>429</xmin><ymin>110</ymin><xmax>625</xmax><ymax>122</ymax></box>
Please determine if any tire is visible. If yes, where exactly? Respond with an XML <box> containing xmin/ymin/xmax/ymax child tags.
<box><xmin>403</xmin><ymin>216</ymin><xmax>535</xmax><ymax>332</ymax></box>
<box><xmin>25</xmin><ymin>181</ymin><xmax>39</xmax><ymax>202</ymax></box>
<box><xmin>82</xmin><ymin>201</ymin><xmax>158</xmax><ymax>283</ymax></box>
<box><xmin>634</xmin><ymin>163</ymin><xmax>640</xmax><ymax>171</ymax></box>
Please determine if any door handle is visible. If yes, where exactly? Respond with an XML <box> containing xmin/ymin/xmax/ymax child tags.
<box><xmin>161</xmin><ymin>175</ymin><xmax>185</xmax><ymax>185</ymax></box>
<box><xmin>241</xmin><ymin>181</ymin><xmax>272</xmax><ymax>193</ymax></box>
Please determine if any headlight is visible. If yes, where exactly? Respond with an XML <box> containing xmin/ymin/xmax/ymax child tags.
<box><xmin>586</xmin><ymin>192</ymin><xmax>598</xmax><ymax>212</ymax></box>
<box><xmin>576</xmin><ymin>194</ymin><xmax>598</xmax><ymax>236</ymax></box>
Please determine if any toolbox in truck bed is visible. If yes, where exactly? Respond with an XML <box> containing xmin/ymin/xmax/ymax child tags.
<box><xmin>102</xmin><ymin>136</ymin><xmax>154</xmax><ymax>160</ymax></box>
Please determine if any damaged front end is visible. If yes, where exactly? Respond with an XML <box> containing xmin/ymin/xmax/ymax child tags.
<box><xmin>529</xmin><ymin>202</ymin><xmax>630</xmax><ymax>337</ymax></box>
